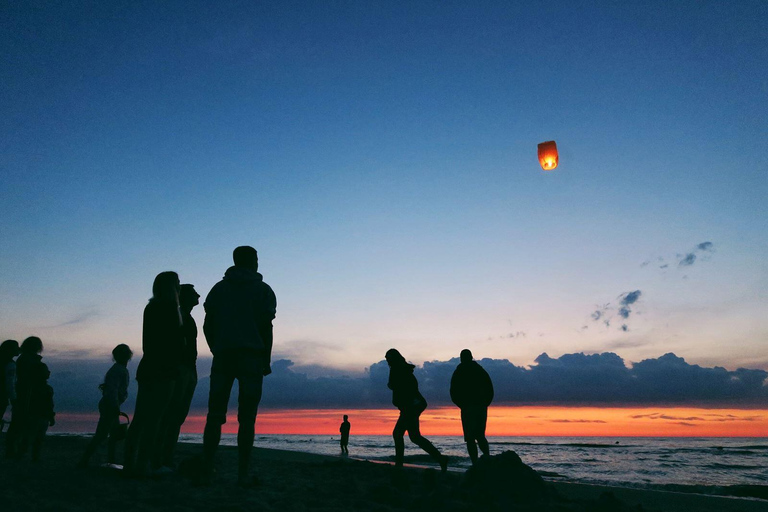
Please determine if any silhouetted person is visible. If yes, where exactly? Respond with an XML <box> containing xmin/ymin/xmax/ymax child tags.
<box><xmin>78</xmin><ymin>344</ymin><xmax>133</xmax><ymax>468</ymax></box>
<box><xmin>8</xmin><ymin>337</ymin><xmax>51</xmax><ymax>460</ymax></box>
<box><xmin>339</xmin><ymin>414</ymin><xmax>350</xmax><ymax>454</ymax></box>
<box><xmin>124</xmin><ymin>271</ymin><xmax>185</xmax><ymax>477</ymax></box>
<box><xmin>27</xmin><ymin>368</ymin><xmax>55</xmax><ymax>461</ymax></box>
<box><xmin>157</xmin><ymin>283</ymin><xmax>200</xmax><ymax>469</ymax></box>
<box><xmin>450</xmin><ymin>349</ymin><xmax>494</xmax><ymax>465</ymax></box>
<box><xmin>385</xmin><ymin>349</ymin><xmax>448</xmax><ymax>472</ymax></box>
<box><xmin>201</xmin><ymin>246</ymin><xmax>277</xmax><ymax>487</ymax></box>
<box><xmin>0</xmin><ymin>340</ymin><xmax>20</xmax><ymax>434</ymax></box>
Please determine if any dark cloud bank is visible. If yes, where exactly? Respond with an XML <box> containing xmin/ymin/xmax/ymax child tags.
<box><xmin>48</xmin><ymin>352</ymin><xmax>768</xmax><ymax>414</ymax></box>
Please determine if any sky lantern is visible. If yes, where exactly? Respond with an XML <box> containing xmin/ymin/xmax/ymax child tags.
<box><xmin>538</xmin><ymin>140</ymin><xmax>558</xmax><ymax>170</ymax></box>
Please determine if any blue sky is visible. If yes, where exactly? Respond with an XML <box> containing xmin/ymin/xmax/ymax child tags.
<box><xmin>1</xmin><ymin>1</ymin><xmax>766</xmax><ymax>381</ymax></box>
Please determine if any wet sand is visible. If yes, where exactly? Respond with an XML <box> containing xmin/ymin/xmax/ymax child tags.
<box><xmin>1</xmin><ymin>436</ymin><xmax>765</xmax><ymax>511</ymax></box>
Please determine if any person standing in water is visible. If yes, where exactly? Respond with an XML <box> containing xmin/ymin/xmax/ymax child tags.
<box><xmin>385</xmin><ymin>349</ymin><xmax>448</xmax><ymax>472</ymax></box>
<box><xmin>339</xmin><ymin>415</ymin><xmax>350</xmax><ymax>455</ymax></box>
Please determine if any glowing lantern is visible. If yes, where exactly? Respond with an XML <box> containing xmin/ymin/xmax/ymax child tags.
<box><xmin>537</xmin><ymin>140</ymin><xmax>558</xmax><ymax>170</ymax></box>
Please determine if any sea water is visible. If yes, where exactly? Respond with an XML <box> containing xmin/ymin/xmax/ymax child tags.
<box><xmin>174</xmin><ymin>434</ymin><xmax>767</xmax><ymax>492</ymax></box>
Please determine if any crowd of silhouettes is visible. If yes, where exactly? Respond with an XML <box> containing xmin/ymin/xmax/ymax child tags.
<box><xmin>0</xmin><ymin>245</ymin><xmax>501</xmax><ymax>485</ymax></box>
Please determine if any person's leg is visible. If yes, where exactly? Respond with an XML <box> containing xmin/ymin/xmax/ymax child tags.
<box><xmin>234</xmin><ymin>354</ymin><xmax>264</xmax><ymax>485</ymax></box>
<box><xmin>392</xmin><ymin>412</ymin><xmax>407</xmax><ymax>467</ymax></box>
<box><xmin>159</xmin><ymin>366</ymin><xmax>197</xmax><ymax>468</ymax></box>
<box><xmin>202</xmin><ymin>357</ymin><xmax>235</xmax><ymax>481</ymax></box>
<box><xmin>476</xmin><ymin>407</ymin><xmax>490</xmax><ymax>457</ymax></box>
<box><xmin>5</xmin><ymin>400</ymin><xmax>19</xmax><ymax>458</ymax></box>
<box><xmin>461</xmin><ymin>408</ymin><xmax>478</xmax><ymax>464</ymax></box>
<box><xmin>135</xmin><ymin>379</ymin><xmax>175</xmax><ymax>474</ymax></box>
<box><xmin>405</xmin><ymin>409</ymin><xmax>448</xmax><ymax>472</ymax></box>
<box><xmin>79</xmin><ymin>406</ymin><xmax>117</xmax><ymax>467</ymax></box>
<box><xmin>31</xmin><ymin>419</ymin><xmax>49</xmax><ymax>462</ymax></box>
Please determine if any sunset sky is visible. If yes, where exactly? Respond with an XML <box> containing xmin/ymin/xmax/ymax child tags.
<box><xmin>1</xmin><ymin>2</ymin><xmax>766</xmax><ymax>435</ymax></box>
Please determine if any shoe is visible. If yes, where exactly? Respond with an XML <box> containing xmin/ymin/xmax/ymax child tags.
<box><xmin>439</xmin><ymin>455</ymin><xmax>449</xmax><ymax>474</ymax></box>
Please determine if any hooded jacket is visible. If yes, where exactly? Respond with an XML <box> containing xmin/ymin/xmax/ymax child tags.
<box><xmin>203</xmin><ymin>266</ymin><xmax>277</xmax><ymax>356</ymax></box>
<box><xmin>450</xmin><ymin>360</ymin><xmax>494</xmax><ymax>409</ymax></box>
<box><xmin>387</xmin><ymin>363</ymin><xmax>427</xmax><ymax>411</ymax></box>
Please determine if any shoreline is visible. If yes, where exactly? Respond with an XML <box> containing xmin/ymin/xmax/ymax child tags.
<box><xmin>1</xmin><ymin>436</ymin><xmax>765</xmax><ymax>511</ymax></box>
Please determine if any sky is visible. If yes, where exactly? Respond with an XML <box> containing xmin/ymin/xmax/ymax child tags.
<box><xmin>1</xmin><ymin>1</ymin><xmax>767</xmax><ymax>434</ymax></box>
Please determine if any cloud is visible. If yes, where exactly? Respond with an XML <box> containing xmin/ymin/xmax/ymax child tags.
<box><xmin>46</xmin><ymin>308</ymin><xmax>100</xmax><ymax>329</ymax></box>
<box><xmin>549</xmin><ymin>419</ymin><xmax>607</xmax><ymax>423</ymax></box>
<box><xmin>589</xmin><ymin>292</ymin><xmax>640</xmax><ymax>331</ymax></box>
<box><xmin>43</xmin><ymin>351</ymin><xmax>768</xmax><ymax>414</ymax></box>
<box><xmin>643</xmin><ymin>241</ymin><xmax>715</xmax><ymax>271</ymax></box>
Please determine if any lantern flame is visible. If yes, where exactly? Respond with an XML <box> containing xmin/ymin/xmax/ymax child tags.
<box><xmin>537</xmin><ymin>140</ymin><xmax>558</xmax><ymax>171</ymax></box>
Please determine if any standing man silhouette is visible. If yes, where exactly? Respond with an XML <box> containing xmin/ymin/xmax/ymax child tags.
<box><xmin>201</xmin><ymin>246</ymin><xmax>277</xmax><ymax>486</ymax></box>
<box><xmin>339</xmin><ymin>415</ymin><xmax>350</xmax><ymax>454</ymax></box>
<box><xmin>450</xmin><ymin>349</ymin><xmax>494</xmax><ymax>465</ymax></box>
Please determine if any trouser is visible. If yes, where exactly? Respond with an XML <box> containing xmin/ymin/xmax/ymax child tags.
<box><xmin>461</xmin><ymin>406</ymin><xmax>489</xmax><ymax>462</ymax></box>
<box><xmin>392</xmin><ymin>406</ymin><xmax>441</xmax><ymax>466</ymax></box>
<box><xmin>157</xmin><ymin>365</ymin><xmax>197</xmax><ymax>467</ymax></box>
<box><xmin>124</xmin><ymin>378</ymin><xmax>175</xmax><ymax>472</ymax></box>
<box><xmin>203</xmin><ymin>349</ymin><xmax>265</xmax><ymax>478</ymax></box>
<box><xmin>80</xmin><ymin>401</ymin><xmax>121</xmax><ymax>465</ymax></box>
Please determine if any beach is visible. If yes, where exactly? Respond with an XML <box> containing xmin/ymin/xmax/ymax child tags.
<box><xmin>1</xmin><ymin>436</ymin><xmax>766</xmax><ymax>511</ymax></box>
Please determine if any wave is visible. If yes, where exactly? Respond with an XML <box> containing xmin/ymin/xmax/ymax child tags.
<box><xmin>706</xmin><ymin>463</ymin><xmax>765</xmax><ymax>470</ymax></box>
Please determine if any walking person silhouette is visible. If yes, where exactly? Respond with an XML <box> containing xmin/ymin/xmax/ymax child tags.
<box><xmin>385</xmin><ymin>349</ymin><xmax>448</xmax><ymax>472</ymax></box>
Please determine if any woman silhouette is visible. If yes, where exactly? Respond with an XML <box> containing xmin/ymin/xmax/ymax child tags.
<box><xmin>385</xmin><ymin>349</ymin><xmax>448</xmax><ymax>472</ymax></box>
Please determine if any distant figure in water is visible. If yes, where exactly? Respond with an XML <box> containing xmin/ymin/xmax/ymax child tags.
<box><xmin>157</xmin><ymin>283</ymin><xmax>200</xmax><ymax>469</ymax></box>
<box><xmin>450</xmin><ymin>349</ymin><xmax>493</xmax><ymax>465</ymax></box>
<box><xmin>385</xmin><ymin>349</ymin><xmax>448</xmax><ymax>472</ymax></box>
<box><xmin>7</xmin><ymin>336</ymin><xmax>52</xmax><ymax>460</ymax></box>
<box><xmin>124</xmin><ymin>271</ymin><xmax>185</xmax><ymax>477</ymax></box>
<box><xmin>201</xmin><ymin>246</ymin><xmax>277</xmax><ymax>487</ymax></box>
<box><xmin>0</xmin><ymin>340</ymin><xmax>20</xmax><ymax>435</ymax></box>
<box><xmin>339</xmin><ymin>414</ymin><xmax>350</xmax><ymax>454</ymax></box>
<box><xmin>78</xmin><ymin>344</ymin><xmax>133</xmax><ymax>468</ymax></box>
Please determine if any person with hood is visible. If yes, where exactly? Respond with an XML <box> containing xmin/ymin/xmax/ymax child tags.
<box><xmin>450</xmin><ymin>349</ymin><xmax>494</xmax><ymax>464</ymax></box>
<box><xmin>0</xmin><ymin>340</ymin><xmax>20</xmax><ymax>433</ymax></box>
<box><xmin>201</xmin><ymin>246</ymin><xmax>277</xmax><ymax>487</ymax></box>
<box><xmin>124</xmin><ymin>271</ymin><xmax>185</xmax><ymax>477</ymax></box>
<box><xmin>385</xmin><ymin>348</ymin><xmax>448</xmax><ymax>472</ymax></box>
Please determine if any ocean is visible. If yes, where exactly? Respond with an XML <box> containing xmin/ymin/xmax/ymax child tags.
<box><xmin>170</xmin><ymin>434</ymin><xmax>768</xmax><ymax>494</ymax></box>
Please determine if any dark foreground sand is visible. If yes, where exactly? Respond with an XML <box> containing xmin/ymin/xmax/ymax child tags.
<box><xmin>1</xmin><ymin>436</ymin><xmax>766</xmax><ymax>512</ymax></box>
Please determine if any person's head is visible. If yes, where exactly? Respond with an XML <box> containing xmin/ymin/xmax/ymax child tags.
<box><xmin>385</xmin><ymin>348</ymin><xmax>406</xmax><ymax>367</ymax></box>
<box><xmin>180</xmin><ymin>284</ymin><xmax>200</xmax><ymax>311</ymax></box>
<box><xmin>21</xmin><ymin>336</ymin><xmax>43</xmax><ymax>355</ymax></box>
<box><xmin>343</xmin><ymin>415</ymin><xmax>348</xmax><ymax>421</ymax></box>
<box><xmin>112</xmin><ymin>344</ymin><xmax>133</xmax><ymax>365</ymax></box>
<box><xmin>233</xmin><ymin>246</ymin><xmax>258</xmax><ymax>270</ymax></box>
<box><xmin>460</xmin><ymin>349</ymin><xmax>473</xmax><ymax>363</ymax></box>
<box><xmin>0</xmin><ymin>339</ymin><xmax>20</xmax><ymax>360</ymax></box>
<box><xmin>151</xmin><ymin>271</ymin><xmax>181</xmax><ymax>303</ymax></box>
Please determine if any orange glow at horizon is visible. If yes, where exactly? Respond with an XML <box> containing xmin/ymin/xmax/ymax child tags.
<box><xmin>53</xmin><ymin>407</ymin><xmax>768</xmax><ymax>437</ymax></box>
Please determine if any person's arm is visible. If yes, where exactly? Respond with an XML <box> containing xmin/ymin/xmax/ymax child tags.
<box><xmin>102</xmin><ymin>367</ymin><xmax>121</xmax><ymax>410</ymax></box>
<box><xmin>449</xmin><ymin>369</ymin><xmax>460</xmax><ymax>407</ymax></box>
<box><xmin>117</xmin><ymin>367</ymin><xmax>129</xmax><ymax>405</ymax></box>
<box><xmin>258</xmin><ymin>286</ymin><xmax>277</xmax><ymax>376</ymax></box>
<box><xmin>5</xmin><ymin>363</ymin><xmax>16</xmax><ymax>401</ymax></box>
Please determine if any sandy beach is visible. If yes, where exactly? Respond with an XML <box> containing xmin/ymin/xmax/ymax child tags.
<box><xmin>0</xmin><ymin>436</ymin><xmax>765</xmax><ymax>512</ymax></box>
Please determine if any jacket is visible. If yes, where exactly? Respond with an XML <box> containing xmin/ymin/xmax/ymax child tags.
<box><xmin>388</xmin><ymin>363</ymin><xmax>427</xmax><ymax>411</ymax></box>
<box><xmin>450</xmin><ymin>360</ymin><xmax>494</xmax><ymax>409</ymax></box>
<box><xmin>203</xmin><ymin>266</ymin><xmax>277</xmax><ymax>356</ymax></box>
